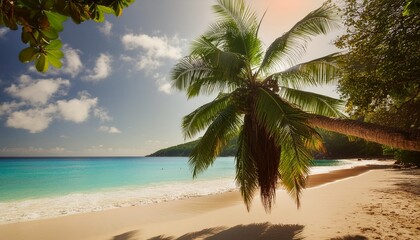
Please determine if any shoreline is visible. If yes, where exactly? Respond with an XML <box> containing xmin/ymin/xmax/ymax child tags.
<box><xmin>2</xmin><ymin>161</ymin><xmax>417</xmax><ymax>240</ymax></box>
<box><xmin>0</xmin><ymin>159</ymin><xmax>391</xmax><ymax>225</ymax></box>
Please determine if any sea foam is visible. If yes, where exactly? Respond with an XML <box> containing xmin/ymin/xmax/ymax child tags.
<box><xmin>0</xmin><ymin>178</ymin><xmax>237</xmax><ymax>224</ymax></box>
<box><xmin>0</xmin><ymin>159</ymin><xmax>390</xmax><ymax>224</ymax></box>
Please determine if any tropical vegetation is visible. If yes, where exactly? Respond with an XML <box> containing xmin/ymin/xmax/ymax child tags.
<box><xmin>336</xmin><ymin>0</ymin><xmax>420</xmax><ymax>165</ymax></box>
<box><xmin>0</xmin><ymin>0</ymin><xmax>135</xmax><ymax>72</ymax></box>
<box><xmin>149</xmin><ymin>133</ymin><xmax>384</xmax><ymax>159</ymax></box>
<box><xmin>171</xmin><ymin>0</ymin><xmax>348</xmax><ymax>211</ymax></box>
<box><xmin>404</xmin><ymin>0</ymin><xmax>420</xmax><ymax>15</ymax></box>
<box><xmin>171</xmin><ymin>0</ymin><xmax>420</xmax><ymax>211</ymax></box>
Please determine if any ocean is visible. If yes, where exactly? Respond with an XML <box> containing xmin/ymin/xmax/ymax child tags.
<box><xmin>0</xmin><ymin>157</ymin><xmax>381</xmax><ymax>224</ymax></box>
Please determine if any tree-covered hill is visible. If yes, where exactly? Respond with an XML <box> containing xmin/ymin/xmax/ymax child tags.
<box><xmin>148</xmin><ymin>133</ymin><xmax>385</xmax><ymax>159</ymax></box>
<box><xmin>148</xmin><ymin>138</ymin><xmax>238</xmax><ymax>157</ymax></box>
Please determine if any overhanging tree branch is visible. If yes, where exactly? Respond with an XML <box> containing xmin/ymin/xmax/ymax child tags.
<box><xmin>308</xmin><ymin>114</ymin><xmax>420</xmax><ymax>151</ymax></box>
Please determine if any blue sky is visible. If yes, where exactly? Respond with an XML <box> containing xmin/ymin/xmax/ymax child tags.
<box><xmin>0</xmin><ymin>0</ymin><xmax>341</xmax><ymax>156</ymax></box>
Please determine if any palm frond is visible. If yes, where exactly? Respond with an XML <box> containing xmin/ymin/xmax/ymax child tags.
<box><xmin>269</xmin><ymin>52</ymin><xmax>343</xmax><ymax>88</ymax></box>
<box><xmin>171</xmin><ymin>56</ymin><xmax>242</xmax><ymax>98</ymax></box>
<box><xmin>235</xmin><ymin>125</ymin><xmax>258</xmax><ymax>211</ymax></box>
<box><xmin>279</xmin><ymin>87</ymin><xmax>345</xmax><ymax>118</ymax></box>
<box><xmin>182</xmin><ymin>93</ymin><xmax>231</xmax><ymax>139</ymax></box>
<box><xmin>189</xmin><ymin>104</ymin><xmax>242</xmax><ymax>178</ymax></box>
<box><xmin>258</xmin><ymin>3</ymin><xmax>340</xmax><ymax>74</ymax></box>
<box><xmin>213</xmin><ymin>0</ymin><xmax>259</xmax><ymax>35</ymax></box>
<box><xmin>209</xmin><ymin>0</ymin><xmax>263</xmax><ymax>69</ymax></box>
<box><xmin>253</xmin><ymin>87</ymin><xmax>319</xmax><ymax>207</ymax></box>
<box><xmin>191</xmin><ymin>36</ymin><xmax>246</xmax><ymax>78</ymax></box>
<box><xmin>254</xmin><ymin>87</ymin><xmax>312</xmax><ymax>142</ymax></box>
<box><xmin>279</xmin><ymin>133</ymin><xmax>314</xmax><ymax>208</ymax></box>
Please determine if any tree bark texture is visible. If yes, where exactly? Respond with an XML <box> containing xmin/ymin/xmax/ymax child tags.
<box><xmin>307</xmin><ymin>114</ymin><xmax>420</xmax><ymax>152</ymax></box>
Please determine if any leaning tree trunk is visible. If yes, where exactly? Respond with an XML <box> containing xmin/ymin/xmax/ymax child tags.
<box><xmin>307</xmin><ymin>114</ymin><xmax>420</xmax><ymax>152</ymax></box>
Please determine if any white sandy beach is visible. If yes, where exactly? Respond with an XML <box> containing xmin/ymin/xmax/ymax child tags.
<box><xmin>1</xmin><ymin>162</ymin><xmax>418</xmax><ymax>240</ymax></box>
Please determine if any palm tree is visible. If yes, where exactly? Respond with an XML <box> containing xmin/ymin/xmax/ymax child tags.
<box><xmin>171</xmin><ymin>0</ymin><xmax>420</xmax><ymax>211</ymax></box>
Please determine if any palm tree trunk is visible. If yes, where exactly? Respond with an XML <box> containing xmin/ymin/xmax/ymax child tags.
<box><xmin>307</xmin><ymin>114</ymin><xmax>420</xmax><ymax>152</ymax></box>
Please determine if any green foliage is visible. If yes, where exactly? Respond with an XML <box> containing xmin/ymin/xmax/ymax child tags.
<box><xmin>147</xmin><ymin>138</ymin><xmax>239</xmax><ymax>157</ymax></box>
<box><xmin>336</xmin><ymin>0</ymin><xmax>420</xmax><ymax>128</ymax></box>
<box><xmin>0</xmin><ymin>0</ymin><xmax>135</xmax><ymax>72</ymax></box>
<box><xmin>172</xmin><ymin>0</ymin><xmax>342</xmax><ymax>211</ymax></box>
<box><xmin>383</xmin><ymin>147</ymin><xmax>420</xmax><ymax>167</ymax></box>
<box><xmin>404</xmin><ymin>0</ymin><xmax>420</xmax><ymax>15</ymax></box>
<box><xmin>318</xmin><ymin>132</ymin><xmax>384</xmax><ymax>159</ymax></box>
<box><xmin>148</xmin><ymin>132</ymin><xmax>385</xmax><ymax>160</ymax></box>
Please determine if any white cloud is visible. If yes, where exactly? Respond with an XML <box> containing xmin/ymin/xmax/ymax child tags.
<box><xmin>98</xmin><ymin>20</ymin><xmax>113</xmax><ymax>36</ymax></box>
<box><xmin>122</xmin><ymin>34</ymin><xmax>182</xmax><ymax>59</ymax></box>
<box><xmin>5</xmin><ymin>75</ymin><xmax>70</xmax><ymax>105</ymax></box>
<box><xmin>121</xmin><ymin>33</ymin><xmax>184</xmax><ymax>92</ymax></box>
<box><xmin>0</xmin><ymin>146</ymin><xmax>69</xmax><ymax>156</ymax></box>
<box><xmin>0</xmin><ymin>27</ymin><xmax>9</xmax><ymax>38</ymax></box>
<box><xmin>154</xmin><ymin>75</ymin><xmax>172</xmax><ymax>95</ymax></box>
<box><xmin>57</xmin><ymin>93</ymin><xmax>97</xmax><ymax>123</ymax></box>
<box><xmin>84</xmin><ymin>53</ymin><xmax>112</xmax><ymax>81</ymax></box>
<box><xmin>94</xmin><ymin>107</ymin><xmax>112</xmax><ymax>122</ymax></box>
<box><xmin>137</xmin><ymin>56</ymin><xmax>161</xmax><ymax>70</ymax></box>
<box><xmin>120</xmin><ymin>55</ymin><xmax>135</xmax><ymax>62</ymax></box>
<box><xmin>158</xmin><ymin>82</ymin><xmax>172</xmax><ymax>94</ymax></box>
<box><xmin>98</xmin><ymin>125</ymin><xmax>121</xmax><ymax>134</ymax></box>
<box><xmin>0</xmin><ymin>146</ymin><xmax>66</xmax><ymax>153</ymax></box>
<box><xmin>6</xmin><ymin>105</ymin><xmax>56</xmax><ymax>133</ymax></box>
<box><xmin>1</xmin><ymin>76</ymin><xmax>113</xmax><ymax>132</ymax></box>
<box><xmin>0</xmin><ymin>102</ymin><xmax>24</xmax><ymax>117</ymax></box>
<box><xmin>121</xmin><ymin>33</ymin><xmax>183</xmax><ymax>71</ymax></box>
<box><xmin>62</xmin><ymin>45</ymin><xmax>83</xmax><ymax>77</ymax></box>
<box><xmin>59</xmin><ymin>135</ymin><xmax>69</xmax><ymax>139</ymax></box>
<box><xmin>84</xmin><ymin>145</ymin><xmax>141</xmax><ymax>156</ymax></box>
<box><xmin>85</xmin><ymin>144</ymin><xmax>114</xmax><ymax>153</ymax></box>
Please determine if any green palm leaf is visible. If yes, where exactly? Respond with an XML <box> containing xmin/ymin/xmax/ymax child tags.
<box><xmin>254</xmin><ymin>87</ymin><xmax>312</xmax><ymax>142</ymax></box>
<box><xmin>211</xmin><ymin>0</ymin><xmax>263</xmax><ymax>69</ymax></box>
<box><xmin>191</xmin><ymin>36</ymin><xmax>247</xmax><ymax>80</ymax></box>
<box><xmin>213</xmin><ymin>0</ymin><xmax>259</xmax><ymax>36</ymax></box>
<box><xmin>280</xmin><ymin>133</ymin><xmax>314</xmax><ymax>207</ymax></box>
<box><xmin>253</xmin><ymin>87</ymin><xmax>320</xmax><ymax>206</ymax></box>
<box><xmin>182</xmin><ymin>93</ymin><xmax>231</xmax><ymax>139</ymax></box>
<box><xmin>279</xmin><ymin>87</ymin><xmax>345</xmax><ymax>117</ymax></box>
<box><xmin>269</xmin><ymin>52</ymin><xmax>343</xmax><ymax>89</ymax></box>
<box><xmin>189</xmin><ymin>104</ymin><xmax>242</xmax><ymax>178</ymax></box>
<box><xmin>171</xmin><ymin>56</ymin><xmax>242</xmax><ymax>98</ymax></box>
<box><xmin>172</xmin><ymin>0</ymin><xmax>343</xmax><ymax>211</ymax></box>
<box><xmin>235</xmin><ymin>125</ymin><xmax>258</xmax><ymax>211</ymax></box>
<box><xmin>258</xmin><ymin>3</ymin><xmax>340</xmax><ymax>74</ymax></box>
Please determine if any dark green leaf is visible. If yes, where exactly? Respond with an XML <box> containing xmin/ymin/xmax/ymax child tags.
<box><xmin>35</xmin><ymin>54</ymin><xmax>49</xmax><ymax>72</ymax></box>
<box><xmin>19</xmin><ymin>47</ymin><xmax>38</xmax><ymax>63</ymax></box>
<box><xmin>41</xmin><ymin>29</ymin><xmax>58</xmax><ymax>40</ymax></box>
<box><xmin>21</xmin><ymin>32</ymin><xmax>31</xmax><ymax>44</ymax></box>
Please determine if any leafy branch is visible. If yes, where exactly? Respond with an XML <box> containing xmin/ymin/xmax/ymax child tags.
<box><xmin>0</xmin><ymin>0</ymin><xmax>135</xmax><ymax>72</ymax></box>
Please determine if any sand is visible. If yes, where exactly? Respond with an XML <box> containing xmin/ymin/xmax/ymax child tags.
<box><xmin>0</xmin><ymin>163</ymin><xmax>419</xmax><ymax>240</ymax></box>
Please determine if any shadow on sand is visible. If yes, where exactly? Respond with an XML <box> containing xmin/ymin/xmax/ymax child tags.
<box><xmin>392</xmin><ymin>168</ymin><xmax>420</xmax><ymax>195</ymax></box>
<box><xmin>111</xmin><ymin>230</ymin><xmax>139</xmax><ymax>240</ymax></box>
<box><xmin>144</xmin><ymin>222</ymin><xmax>304</xmax><ymax>240</ymax></box>
<box><xmin>329</xmin><ymin>235</ymin><xmax>368</xmax><ymax>240</ymax></box>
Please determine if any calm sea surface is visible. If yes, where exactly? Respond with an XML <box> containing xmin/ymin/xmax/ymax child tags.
<box><xmin>0</xmin><ymin>157</ymin><xmax>385</xmax><ymax>224</ymax></box>
<box><xmin>0</xmin><ymin>157</ymin><xmax>343</xmax><ymax>202</ymax></box>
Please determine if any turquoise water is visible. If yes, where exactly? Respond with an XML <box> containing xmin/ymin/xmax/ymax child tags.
<box><xmin>0</xmin><ymin>157</ymin><xmax>343</xmax><ymax>202</ymax></box>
